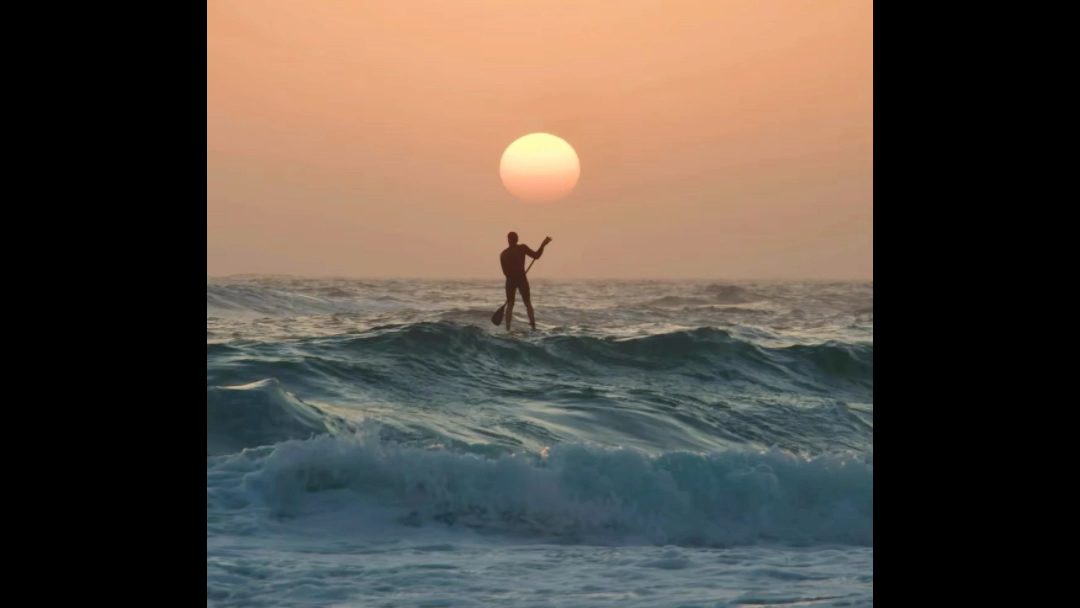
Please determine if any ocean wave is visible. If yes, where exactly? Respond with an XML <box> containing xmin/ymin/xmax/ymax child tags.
<box><xmin>209</xmin><ymin>434</ymin><xmax>872</xmax><ymax>548</ymax></box>
<box><xmin>320</xmin><ymin>323</ymin><xmax>866</xmax><ymax>381</ymax></box>
<box><xmin>642</xmin><ymin>285</ymin><xmax>756</xmax><ymax>308</ymax></box>
<box><xmin>643</xmin><ymin>296</ymin><xmax>715</xmax><ymax>307</ymax></box>
<box><xmin>207</xmin><ymin>376</ymin><xmax>872</xmax><ymax>462</ymax></box>
<box><xmin>207</xmin><ymin>379</ymin><xmax>355</xmax><ymax>456</ymax></box>
<box><xmin>207</xmin><ymin>283</ymin><xmax>410</xmax><ymax>317</ymax></box>
<box><xmin>700</xmin><ymin>284</ymin><xmax>756</xmax><ymax>303</ymax></box>
<box><xmin>207</xmin><ymin>284</ymin><xmax>349</xmax><ymax>317</ymax></box>
<box><xmin>207</xmin><ymin>324</ymin><xmax>872</xmax><ymax>413</ymax></box>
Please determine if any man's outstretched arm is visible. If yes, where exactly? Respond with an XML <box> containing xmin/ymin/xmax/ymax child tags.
<box><xmin>525</xmin><ymin>237</ymin><xmax>553</xmax><ymax>259</ymax></box>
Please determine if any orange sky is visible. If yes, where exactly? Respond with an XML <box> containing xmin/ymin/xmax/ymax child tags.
<box><xmin>207</xmin><ymin>0</ymin><xmax>872</xmax><ymax>279</ymax></box>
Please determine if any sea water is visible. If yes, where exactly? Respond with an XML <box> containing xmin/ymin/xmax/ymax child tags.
<box><xmin>207</xmin><ymin>278</ymin><xmax>873</xmax><ymax>607</ymax></box>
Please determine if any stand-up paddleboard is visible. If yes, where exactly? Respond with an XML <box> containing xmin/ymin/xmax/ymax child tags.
<box><xmin>491</xmin><ymin>305</ymin><xmax>549</xmax><ymax>329</ymax></box>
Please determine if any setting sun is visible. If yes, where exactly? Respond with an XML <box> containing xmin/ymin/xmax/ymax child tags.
<box><xmin>499</xmin><ymin>133</ymin><xmax>580</xmax><ymax>203</ymax></box>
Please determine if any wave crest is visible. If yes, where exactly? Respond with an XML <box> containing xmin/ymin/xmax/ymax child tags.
<box><xmin>335</xmin><ymin>323</ymin><xmax>873</xmax><ymax>385</ymax></box>
<box><xmin>225</xmin><ymin>435</ymin><xmax>872</xmax><ymax>547</ymax></box>
<box><xmin>206</xmin><ymin>379</ymin><xmax>351</xmax><ymax>456</ymax></box>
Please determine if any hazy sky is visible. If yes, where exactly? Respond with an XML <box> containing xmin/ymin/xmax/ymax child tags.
<box><xmin>207</xmin><ymin>0</ymin><xmax>872</xmax><ymax>279</ymax></box>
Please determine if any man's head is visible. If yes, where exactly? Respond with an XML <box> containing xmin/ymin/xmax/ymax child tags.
<box><xmin>507</xmin><ymin>232</ymin><xmax>518</xmax><ymax>246</ymax></box>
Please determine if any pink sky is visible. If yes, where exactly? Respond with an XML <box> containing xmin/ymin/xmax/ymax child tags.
<box><xmin>208</xmin><ymin>0</ymin><xmax>872</xmax><ymax>279</ymax></box>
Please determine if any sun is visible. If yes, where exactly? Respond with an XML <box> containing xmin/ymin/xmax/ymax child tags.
<box><xmin>499</xmin><ymin>133</ymin><xmax>580</xmax><ymax>203</ymax></box>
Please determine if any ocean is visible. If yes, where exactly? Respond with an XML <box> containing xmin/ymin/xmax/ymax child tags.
<box><xmin>207</xmin><ymin>277</ymin><xmax>873</xmax><ymax>607</ymax></box>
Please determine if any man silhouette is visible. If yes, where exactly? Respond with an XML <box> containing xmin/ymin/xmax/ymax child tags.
<box><xmin>500</xmin><ymin>232</ymin><xmax>552</xmax><ymax>330</ymax></box>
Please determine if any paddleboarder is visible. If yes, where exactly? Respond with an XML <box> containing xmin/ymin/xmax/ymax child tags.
<box><xmin>497</xmin><ymin>232</ymin><xmax>552</xmax><ymax>331</ymax></box>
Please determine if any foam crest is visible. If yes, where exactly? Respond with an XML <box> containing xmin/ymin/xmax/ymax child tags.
<box><xmin>228</xmin><ymin>435</ymin><xmax>872</xmax><ymax>547</ymax></box>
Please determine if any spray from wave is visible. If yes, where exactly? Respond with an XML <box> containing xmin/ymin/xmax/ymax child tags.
<box><xmin>209</xmin><ymin>430</ymin><xmax>872</xmax><ymax>548</ymax></box>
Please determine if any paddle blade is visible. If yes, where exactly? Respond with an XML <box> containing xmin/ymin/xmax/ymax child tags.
<box><xmin>491</xmin><ymin>304</ymin><xmax>506</xmax><ymax>326</ymax></box>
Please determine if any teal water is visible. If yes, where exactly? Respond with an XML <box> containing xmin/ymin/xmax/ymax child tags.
<box><xmin>207</xmin><ymin>278</ymin><xmax>873</xmax><ymax>607</ymax></box>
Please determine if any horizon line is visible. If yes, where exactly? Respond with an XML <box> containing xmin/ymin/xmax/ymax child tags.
<box><xmin>207</xmin><ymin>273</ymin><xmax>873</xmax><ymax>283</ymax></box>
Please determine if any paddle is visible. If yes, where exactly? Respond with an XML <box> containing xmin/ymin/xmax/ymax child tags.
<box><xmin>491</xmin><ymin>257</ymin><xmax>538</xmax><ymax>326</ymax></box>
